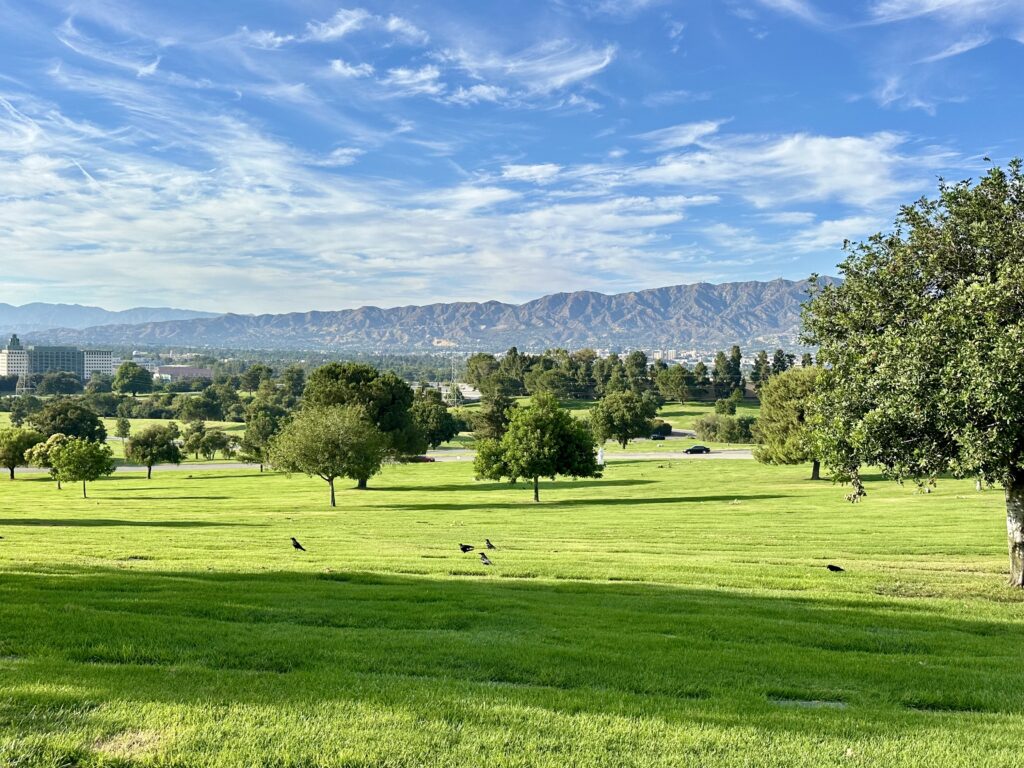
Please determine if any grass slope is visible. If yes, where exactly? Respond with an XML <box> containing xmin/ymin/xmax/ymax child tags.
<box><xmin>1</xmin><ymin>460</ymin><xmax>1022</xmax><ymax>766</ymax></box>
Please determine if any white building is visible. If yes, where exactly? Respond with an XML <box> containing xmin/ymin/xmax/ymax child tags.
<box><xmin>83</xmin><ymin>350</ymin><xmax>116</xmax><ymax>377</ymax></box>
<box><xmin>0</xmin><ymin>335</ymin><xmax>29</xmax><ymax>379</ymax></box>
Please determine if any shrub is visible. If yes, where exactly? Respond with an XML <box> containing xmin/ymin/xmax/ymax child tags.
<box><xmin>714</xmin><ymin>398</ymin><xmax>736</xmax><ymax>415</ymax></box>
<box><xmin>650</xmin><ymin>419</ymin><xmax>673</xmax><ymax>437</ymax></box>
<box><xmin>695</xmin><ymin>414</ymin><xmax>757</xmax><ymax>444</ymax></box>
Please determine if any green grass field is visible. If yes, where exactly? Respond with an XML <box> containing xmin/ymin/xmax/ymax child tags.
<box><xmin>1</xmin><ymin>459</ymin><xmax>1022</xmax><ymax>766</ymax></box>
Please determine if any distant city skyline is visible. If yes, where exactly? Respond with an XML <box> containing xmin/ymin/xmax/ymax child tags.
<box><xmin>0</xmin><ymin>0</ymin><xmax>1021</xmax><ymax>313</ymax></box>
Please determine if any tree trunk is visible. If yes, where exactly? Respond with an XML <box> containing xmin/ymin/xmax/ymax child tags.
<box><xmin>147</xmin><ymin>465</ymin><xmax>153</xmax><ymax>480</ymax></box>
<box><xmin>811</xmin><ymin>459</ymin><xmax>821</xmax><ymax>481</ymax></box>
<box><xmin>329</xmin><ymin>477</ymin><xmax>336</xmax><ymax>507</ymax></box>
<box><xmin>533</xmin><ymin>476</ymin><xmax>540</xmax><ymax>503</ymax></box>
<box><xmin>82</xmin><ymin>480</ymin><xmax>87</xmax><ymax>499</ymax></box>
<box><xmin>259</xmin><ymin>463</ymin><xmax>264</xmax><ymax>473</ymax></box>
<box><xmin>57</xmin><ymin>479</ymin><xmax>62</xmax><ymax>490</ymax></box>
<box><xmin>357</xmin><ymin>477</ymin><xmax>368</xmax><ymax>490</ymax></box>
<box><xmin>7</xmin><ymin>466</ymin><xmax>13</xmax><ymax>480</ymax></box>
<box><xmin>1006</xmin><ymin>475</ymin><xmax>1024</xmax><ymax>588</ymax></box>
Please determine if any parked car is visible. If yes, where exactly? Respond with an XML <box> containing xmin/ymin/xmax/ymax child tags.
<box><xmin>649</xmin><ymin>433</ymin><xmax>666</xmax><ymax>441</ymax></box>
<box><xmin>408</xmin><ymin>455</ymin><xmax>436</xmax><ymax>462</ymax></box>
<box><xmin>684</xmin><ymin>445</ymin><xmax>711</xmax><ymax>454</ymax></box>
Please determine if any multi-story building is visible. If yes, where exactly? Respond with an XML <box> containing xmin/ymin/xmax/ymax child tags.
<box><xmin>0</xmin><ymin>335</ymin><xmax>115</xmax><ymax>381</ymax></box>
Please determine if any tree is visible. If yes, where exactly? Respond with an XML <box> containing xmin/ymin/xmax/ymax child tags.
<box><xmin>303</xmin><ymin>362</ymin><xmax>425</xmax><ymax>457</ymax></box>
<box><xmin>771</xmin><ymin>348</ymin><xmax>794</xmax><ymax>376</ymax></box>
<box><xmin>30</xmin><ymin>400</ymin><xmax>106</xmax><ymax>442</ymax></box>
<box><xmin>51</xmin><ymin>438</ymin><xmax>115</xmax><ymax>498</ymax></box>
<box><xmin>802</xmin><ymin>161</ymin><xmax>1024</xmax><ymax>586</ymax></box>
<box><xmin>270</xmin><ymin>405</ymin><xmax>387</xmax><ymax>504</ymax></box>
<box><xmin>200</xmin><ymin>429</ymin><xmax>238</xmax><ymax>460</ymax></box>
<box><xmin>35</xmin><ymin>371</ymin><xmax>83</xmax><ymax>396</ymax></box>
<box><xmin>589</xmin><ymin>390</ymin><xmax>660</xmax><ymax>449</ymax></box>
<box><xmin>800</xmin><ymin>353</ymin><xmax>814</xmax><ymax>368</ymax></box>
<box><xmin>753</xmin><ymin>367</ymin><xmax>822</xmax><ymax>479</ymax></box>
<box><xmin>240</xmin><ymin>363</ymin><xmax>274</xmax><ymax>394</ymax></box>
<box><xmin>85</xmin><ymin>373</ymin><xmax>114</xmax><ymax>394</ymax></box>
<box><xmin>181</xmin><ymin>420</ymin><xmax>207</xmax><ymax>459</ymax></box>
<box><xmin>474</xmin><ymin>390</ymin><xmax>517</xmax><ymax>441</ymax></box>
<box><xmin>239</xmin><ymin>400</ymin><xmax>287</xmax><ymax>471</ymax></box>
<box><xmin>25</xmin><ymin>433</ymin><xmax>71</xmax><ymax>488</ymax></box>
<box><xmin>410</xmin><ymin>389</ymin><xmax>460</xmax><ymax>450</ymax></box>
<box><xmin>465</xmin><ymin>353</ymin><xmax>500</xmax><ymax>390</ymax></box>
<box><xmin>0</xmin><ymin>427</ymin><xmax>44</xmax><ymax>480</ymax></box>
<box><xmin>126</xmin><ymin>424</ymin><xmax>182</xmax><ymax>479</ymax></box>
<box><xmin>712</xmin><ymin>351</ymin><xmax>732</xmax><ymax>396</ymax></box>
<box><xmin>115</xmin><ymin>417</ymin><xmax>132</xmax><ymax>440</ymax></box>
<box><xmin>692</xmin><ymin>362</ymin><xmax>710</xmax><ymax>398</ymax></box>
<box><xmin>656</xmin><ymin>364</ymin><xmax>691</xmax><ymax>404</ymax></box>
<box><xmin>113</xmin><ymin>362</ymin><xmax>153</xmax><ymax>396</ymax></box>
<box><xmin>750</xmin><ymin>350</ymin><xmax>772</xmax><ymax>391</ymax></box>
<box><xmin>280</xmin><ymin>365</ymin><xmax>306</xmax><ymax>400</ymax></box>
<box><xmin>728</xmin><ymin>345</ymin><xmax>744</xmax><ymax>392</ymax></box>
<box><xmin>9</xmin><ymin>395</ymin><xmax>42</xmax><ymax>427</ymax></box>
<box><xmin>474</xmin><ymin>392</ymin><xmax>601</xmax><ymax>502</ymax></box>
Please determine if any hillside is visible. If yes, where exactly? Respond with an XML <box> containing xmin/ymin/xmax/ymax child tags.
<box><xmin>0</xmin><ymin>303</ymin><xmax>218</xmax><ymax>334</ymax></box>
<box><xmin>21</xmin><ymin>278</ymin><xmax>832</xmax><ymax>351</ymax></box>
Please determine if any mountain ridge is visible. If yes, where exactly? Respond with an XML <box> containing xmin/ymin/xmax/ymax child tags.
<box><xmin>18</xmin><ymin>278</ymin><xmax>836</xmax><ymax>351</ymax></box>
<box><xmin>0</xmin><ymin>302</ymin><xmax>219</xmax><ymax>334</ymax></box>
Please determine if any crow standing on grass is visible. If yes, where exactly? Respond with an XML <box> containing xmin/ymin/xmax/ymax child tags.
<box><xmin>480</xmin><ymin>552</ymin><xmax>493</xmax><ymax>566</ymax></box>
<box><xmin>291</xmin><ymin>537</ymin><xmax>306</xmax><ymax>552</ymax></box>
<box><xmin>826</xmin><ymin>564</ymin><xmax>844</xmax><ymax>572</ymax></box>
<box><xmin>459</xmin><ymin>544</ymin><xmax>474</xmax><ymax>553</ymax></box>
<box><xmin>485</xmin><ymin>539</ymin><xmax>496</xmax><ymax>550</ymax></box>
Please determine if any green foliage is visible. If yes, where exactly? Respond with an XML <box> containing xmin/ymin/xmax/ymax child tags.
<box><xmin>240</xmin><ymin>363</ymin><xmax>274</xmax><ymax>394</ymax></box>
<box><xmin>802</xmin><ymin>161</ymin><xmax>1024</xmax><ymax>584</ymax></box>
<box><xmin>126</xmin><ymin>424</ymin><xmax>183</xmax><ymax>478</ymax></box>
<box><xmin>35</xmin><ymin>371</ymin><xmax>83</xmax><ymax>396</ymax></box>
<box><xmin>113</xmin><ymin>361</ymin><xmax>154</xmax><ymax>396</ymax></box>
<box><xmin>271</xmin><ymin>405</ymin><xmax>388</xmax><ymax>503</ymax></box>
<box><xmin>650</xmin><ymin>419</ymin><xmax>673</xmax><ymax>437</ymax></box>
<box><xmin>303</xmin><ymin>362</ymin><xmax>425</xmax><ymax>457</ymax></box>
<box><xmin>694</xmin><ymin>414</ymin><xmax>757</xmax><ymax>444</ymax></box>
<box><xmin>410</xmin><ymin>389</ymin><xmax>460</xmax><ymax>450</ymax></box>
<box><xmin>474</xmin><ymin>392</ymin><xmax>600</xmax><ymax>501</ymax></box>
<box><xmin>85</xmin><ymin>373</ymin><xmax>114</xmax><ymax>394</ymax></box>
<box><xmin>115</xmin><ymin>416</ymin><xmax>132</xmax><ymax>439</ymax></box>
<box><xmin>50</xmin><ymin>437</ymin><xmax>115</xmax><ymax>497</ymax></box>
<box><xmin>9</xmin><ymin>395</ymin><xmax>42</xmax><ymax>426</ymax></box>
<box><xmin>0</xmin><ymin>426</ymin><xmax>44</xmax><ymax>479</ymax></box>
<box><xmin>589</xmin><ymin>390</ymin><xmax>660</xmax><ymax>449</ymax></box>
<box><xmin>199</xmin><ymin>429</ymin><xmax>238</xmax><ymax>460</ymax></box>
<box><xmin>181</xmin><ymin>420</ymin><xmax>207</xmax><ymax>459</ymax></box>
<box><xmin>24</xmin><ymin>432</ymin><xmax>70</xmax><ymax>486</ymax></box>
<box><xmin>714</xmin><ymin>398</ymin><xmax>736</xmax><ymax>415</ymax></box>
<box><xmin>655</xmin><ymin>364</ymin><xmax>691</xmax><ymax>404</ymax></box>
<box><xmin>239</xmin><ymin>399</ymin><xmax>288</xmax><ymax>469</ymax></box>
<box><xmin>753</xmin><ymin>367</ymin><xmax>820</xmax><ymax>473</ymax></box>
<box><xmin>30</xmin><ymin>399</ymin><xmax>106</xmax><ymax>442</ymax></box>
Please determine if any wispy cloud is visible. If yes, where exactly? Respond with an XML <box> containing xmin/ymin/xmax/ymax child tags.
<box><xmin>442</xmin><ymin>40</ymin><xmax>616</xmax><ymax>95</ymax></box>
<box><xmin>754</xmin><ymin>0</ymin><xmax>825</xmax><ymax>24</ymax></box>
<box><xmin>328</xmin><ymin>59</ymin><xmax>375</xmax><ymax>78</ymax></box>
<box><xmin>381</xmin><ymin>65</ymin><xmax>445</xmax><ymax>96</ymax></box>
<box><xmin>636</xmin><ymin>120</ymin><xmax>727</xmax><ymax>150</ymax></box>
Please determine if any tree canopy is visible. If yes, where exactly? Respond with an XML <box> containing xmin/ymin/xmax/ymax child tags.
<box><xmin>270</xmin><ymin>405</ymin><xmax>387</xmax><ymax>504</ymax></box>
<box><xmin>474</xmin><ymin>392</ymin><xmax>601</xmax><ymax>502</ymax></box>
<box><xmin>802</xmin><ymin>161</ymin><xmax>1024</xmax><ymax>585</ymax></box>
<box><xmin>51</xmin><ymin>438</ymin><xmax>116</xmax><ymax>498</ymax></box>
<box><xmin>753</xmin><ymin>366</ymin><xmax>821</xmax><ymax>479</ymax></box>
<box><xmin>30</xmin><ymin>399</ymin><xmax>106</xmax><ymax>442</ymax></box>
<box><xmin>0</xmin><ymin>427</ymin><xmax>44</xmax><ymax>480</ymax></box>
<box><xmin>589</xmin><ymin>390</ymin><xmax>659</xmax><ymax>449</ymax></box>
<box><xmin>113</xmin><ymin>362</ymin><xmax>154</xmax><ymax>396</ymax></box>
<box><xmin>409</xmin><ymin>388</ymin><xmax>460</xmax><ymax>450</ymax></box>
<box><xmin>126</xmin><ymin>424</ymin><xmax>182</xmax><ymax>479</ymax></box>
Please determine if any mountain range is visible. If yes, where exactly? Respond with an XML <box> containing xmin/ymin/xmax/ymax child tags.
<box><xmin>11</xmin><ymin>278</ymin><xmax>832</xmax><ymax>352</ymax></box>
<box><xmin>0</xmin><ymin>303</ymin><xmax>218</xmax><ymax>334</ymax></box>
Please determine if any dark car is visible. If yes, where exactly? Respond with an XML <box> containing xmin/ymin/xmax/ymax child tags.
<box><xmin>408</xmin><ymin>455</ymin><xmax>436</xmax><ymax>463</ymax></box>
<box><xmin>684</xmin><ymin>445</ymin><xmax>711</xmax><ymax>454</ymax></box>
<box><xmin>649</xmin><ymin>433</ymin><xmax>666</xmax><ymax>441</ymax></box>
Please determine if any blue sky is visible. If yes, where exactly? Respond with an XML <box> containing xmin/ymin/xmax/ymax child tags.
<box><xmin>0</xmin><ymin>0</ymin><xmax>1021</xmax><ymax>313</ymax></box>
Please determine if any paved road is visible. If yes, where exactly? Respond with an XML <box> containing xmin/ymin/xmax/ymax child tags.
<box><xmin>13</xmin><ymin>449</ymin><xmax>753</xmax><ymax>476</ymax></box>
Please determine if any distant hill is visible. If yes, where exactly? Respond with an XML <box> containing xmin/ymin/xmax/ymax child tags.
<box><xmin>0</xmin><ymin>303</ymin><xmax>219</xmax><ymax>335</ymax></box>
<box><xmin>24</xmin><ymin>278</ymin><xmax>833</xmax><ymax>352</ymax></box>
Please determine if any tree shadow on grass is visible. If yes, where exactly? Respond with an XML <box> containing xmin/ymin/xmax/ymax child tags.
<box><xmin>0</xmin><ymin>519</ymin><xmax>256</xmax><ymax>527</ymax></box>
<box><xmin>3</xmin><ymin>566</ymin><xmax>1024</xmax><ymax>766</ymax></box>
<box><xmin>381</xmin><ymin>479</ymin><xmax>657</xmax><ymax>493</ymax></box>
<box><xmin>100</xmin><ymin>496</ymin><xmax>232</xmax><ymax>501</ymax></box>
<box><xmin>383</xmin><ymin>493</ymin><xmax>790</xmax><ymax>511</ymax></box>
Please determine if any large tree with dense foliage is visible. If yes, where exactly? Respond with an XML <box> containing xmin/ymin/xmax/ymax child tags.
<box><xmin>589</xmin><ymin>390</ymin><xmax>660</xmax><ymax>449</ymax></box>
<box><xmin>410</xmin><ymin>388</ymin><xmax>460</xmax><ymax>450</ymax></box>
<box><xmin>474</xmin><ymin>392</ymin><xmax>601</xmax><ymax>502</ymax></box>
<box><xmin>25</xmin><ymin>433</ymin><xmax>71</xmax><ymax>488</ymax></box>
<box><xmin>656</xmin><ymin>364</ymin><xmax>691</xmax><ymax>404</ymax></box>
<box><xmin>30</xmin><ymin>399</ymin><xmax>106</xmax><ymax>442</ymax></box>
<box><xmin>113</xmin><ymin>362</ymin><xmax>153</xmax><ymax>396</ymax></box>
<box><xmin>126</xmin><ymin>424</ymin><xmax>182</xmax><ymax>479</ymax></box>
<box><xmin>35</xmin><ymin>371</ymin><xmax>83</xmax><ymax>396</ymax></box>
<box><xmin>270</xmin><ymin>405</ymin><xmax>387</xmax><ymax>503</ymax></box>
<box><xmin>753</xmin><ymin>366</ymin><xmax>821</xmax><ymax>480</ymax></box>
<box><xmin>0</xmin><ymin>427</ymin><xmax>44</xmax><ymax>480</ymax></box>
<box><xmin>303</xmin><ymin>362</ymin><xmax>425</xmax><ymax>457</ymax></box>
<box><xmin>803</xmin><ymin>161</ymin><xmax>1024</xmax><ymax>585</ymax></box>
<box><xmin>239</xmin><ymin>399</ymin><xmax>287</xmax><ymax>471</ymax></box>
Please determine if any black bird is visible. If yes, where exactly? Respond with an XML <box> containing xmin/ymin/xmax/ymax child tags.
<box><xmin>291</xmin><ymin>537</ymin><xmax>306</xmax><ymax>552</ymax></box>
<box><xmin>485</xmin><ymin>538</ymin><xmax>496</xmax><ymax>550</ymax></box>
<box><xmin>459</xmin><ymin>544</ymin><xmax>474</xmax><ymax>553</ymax></box>
<box><xmin>479</xmin><ymin>552</ymin><xmax>493</xmax><ymax>566</ymax></box>
<box><xmin>826</xmin><ymin>564</ymin><xmax>844</xmax><ymax>572</ymax></box>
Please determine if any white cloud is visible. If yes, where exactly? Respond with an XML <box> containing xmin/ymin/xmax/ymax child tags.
<box><xmin>867</xmin><ymin>0</ymin><xmax>1013</xmax><ymax>24</ymax></box>
<box><xmin>916</xmin><ymin>33</ymin><xmax>993</xmax><ymax>63</ymax></box>
<box><xmin>501</xmin><ymin>163</ymin><xmax>562</xmax><ymax>183</ymax></box>
<box><xmin>380</xmin><ymin>65</ymin><xmax>445</xmax><ymax>96</ymax></box>
<box><xmin>443</xmin><ymin>40</ymin><xmax>615</xmax><ymax>95</ymax></box>
<box><xmin>384</xmin><ymin>16</ymin><xmax>429</xmax><ymax>45</ymax></box>
<box><xmin>305</xmin><ymin>8</ymin><xmax>369</xmax><ymax>41</ymax></box>
<box><xmin>754</xmin><ymin>0</ymin><xmax>825</xmax><ymax>24</ymax></box>
<box><xmin>329</xmin><ymin>59</ymin><xmax>375</xmax><ymax>78</ymax></box>
<box><xmin>446</xmin><ymin>84</ymin><xmax>509</xmax><ymax>105</ymax></box>
<box><xmin>316</xmin><ymin>147</ymin><xmax>365</xmax><ymax>167</ymax></box>
<box><xmin>637</xmin><ymin>120</ymin><xmax>726</xmax><ymax>150</ymax></box>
